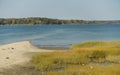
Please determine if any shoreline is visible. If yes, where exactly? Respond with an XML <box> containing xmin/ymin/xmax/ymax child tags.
<box><xmin>0</xmin><ymin>41</ymin><xmax>68</xmax><ymax>69</ymax></box>
<box><xmin>0</xmin><ymin>41</ymin><xmax>70</xmax><ymax>50</ymax></box>
<box><xmin>35</xmin><ymin>45</ymin><xmax>70</xmax><ymax>50</ymax></box>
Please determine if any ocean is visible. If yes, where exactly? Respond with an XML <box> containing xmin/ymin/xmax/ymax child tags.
<box><xmin>0</xmin><ymin>24</ymin><xmax>120</xmax><ymax>48</ymax></box>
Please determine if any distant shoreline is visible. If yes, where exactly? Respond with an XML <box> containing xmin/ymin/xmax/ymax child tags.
<box><xmin>1</xmin><ymin>23</ymin><xmax>120</xmax><ymax>25</ymax></box>
<box><xmin>0</xmin><ymin>17</ymin><xmax>120</xmax><ymax>25</ymax></box>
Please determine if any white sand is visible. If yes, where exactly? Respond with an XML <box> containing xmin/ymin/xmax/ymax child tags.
<box><xmin>0</xmin><ymin>41</ymin><xmax>54</xmax><ymax>69</ymax></box>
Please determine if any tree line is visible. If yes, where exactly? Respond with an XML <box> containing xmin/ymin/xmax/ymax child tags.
<box><xmin>0</xmin><ymin>17</ymin><xmax>120</xmax><ymax>25</ymax></box>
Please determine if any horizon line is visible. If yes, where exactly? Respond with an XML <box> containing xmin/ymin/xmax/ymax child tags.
<box><xmin>0</xmin><ymin>17</ymin><xmax>120</xmax><ymax>21</ymax></box>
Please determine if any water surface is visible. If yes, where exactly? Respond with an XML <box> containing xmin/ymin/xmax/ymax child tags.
<box><xmin>0</xmin><ymin>24</ymin><xmax>120</xmax><ymax>48</ymax></box>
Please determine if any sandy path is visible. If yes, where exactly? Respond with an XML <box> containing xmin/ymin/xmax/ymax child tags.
<box><xmin>0</xmin><ymin>41</ymin><xmax>54</xmax><ymax>69</ymax></box>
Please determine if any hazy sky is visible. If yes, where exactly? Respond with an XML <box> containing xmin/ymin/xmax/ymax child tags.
<box><xmin>0</xmin><ymin>0</ymin><xmax>120</xmax><ymax>20</ymax></box>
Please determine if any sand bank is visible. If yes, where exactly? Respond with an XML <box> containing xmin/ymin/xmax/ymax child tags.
<box><xmin>0</xmin><ymin>41</ymin><xmax>56</xmax><ymax>69</ymax></box>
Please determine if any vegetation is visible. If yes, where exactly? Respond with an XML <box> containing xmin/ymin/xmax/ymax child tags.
<box><xmin>0</xmin><ymin>41</ymin><xmax>120</xmax><ymax>75</ymax></box>
<box><xmin>1</xmin><ymin>64</ymin><xmax>120</xmax><ymax>75</ymax></box>
<box><xmin>29</xmin><ymin>41</ymin><xmax>120</xmax><ymax>74</ymax></box>
<box><xmin>31</xmin><ymin>52</ymin><xmax>89</xmax><ymax>71</ymax></box>
<box><xmin>0</xmin><ymin>17</ymin><xmax>120</xmax><ymax>25</ymax></box>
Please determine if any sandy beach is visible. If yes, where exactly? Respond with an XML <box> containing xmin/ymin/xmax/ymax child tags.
<box><xmin>0</xmin><ymin>41</ymin><xmax>56</xmax><ymax>69</ymax></box>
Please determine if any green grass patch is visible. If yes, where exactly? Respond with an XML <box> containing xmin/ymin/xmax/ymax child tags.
<box><xmin>31</xmin><ymin>41</ymin><xmax>120</xmax><ymax>70</ymax></box>
<box><xmin>72</xmin><ymin>41</ymin><xmax>107</xmax><ymax>48</ymax></box>
<box><xmin>31</xmin><ymin>52</ymin><xmax>89</xmax><ymax>71</ymax></box>
<box><xmin>30</xmin><ymin>41</ymin><xmax>120</xmax><ymax>74</ymax></box>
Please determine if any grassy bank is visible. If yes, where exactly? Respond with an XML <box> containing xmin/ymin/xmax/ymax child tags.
<box><xmin>1</xmin><ymin>41</ymin><xmax>120</xmax><ymax>75</ymax></box>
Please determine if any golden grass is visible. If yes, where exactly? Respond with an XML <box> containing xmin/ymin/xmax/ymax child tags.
<box><xmin>1</xmin><ymin>64</ymin><xmax>120</xmax><ymax>75</ymax></box>
<box><xmin>1</xmin><ymin>41</ymin><xmax>120</xmax><ymax>75</ymax></box>
<box><xmin>30</xmin><ymin>41</ymin><xmax>120</xmax><ymax>75</ymax></box>
<box><xmin>44</xmin><ymin>64</ymin><xmax>120</xmax><ymax>75</ymax></box>
<box><xmin>72</xmin><ymin>41</ymin><xmax>120</xmax><ymax>56</ymax></box>
<box><xmin>31</xmin><ymin>41</ymin><xmax>120</xmax><ymax>71</ymax></box>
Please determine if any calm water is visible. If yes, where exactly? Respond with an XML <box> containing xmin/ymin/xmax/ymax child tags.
<box><xmin>0</xmin><ymin>24</ymin><xmax>120</xmax><ymax>48</ymax></box>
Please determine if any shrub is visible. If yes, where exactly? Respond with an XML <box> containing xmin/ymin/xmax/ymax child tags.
<box><xmin>88</xmin><ymin>50</ymin><xmax>107</xmax><ymax>62</ymax></box>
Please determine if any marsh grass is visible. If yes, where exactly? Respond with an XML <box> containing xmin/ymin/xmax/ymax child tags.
<box><xmin>31</xmin><ymin>52</ymin><xmax>89</xmax><ymax>71</ymax></box>
<box><xmin>1</xmin><ymin>64</ymin><xmax>119</xmax><ymax>75</ymax></box>
<box><xmin>30</xmin><ymin>41</ymin><xmax>120</xmax><ymax>74</ymax></box>
<box><xmin>72</xmin><ymin>41</ymin><xmax>107</xmax><ymax>48</ymax></box>
<box><xmin>1</xmin><ymin>41</ymin><xmax>120</xmax><ymax>75</ymax></box>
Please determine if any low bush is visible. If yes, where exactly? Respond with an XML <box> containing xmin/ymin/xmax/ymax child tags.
<box><xmin>88</xmin><ymin>50</ymin><xmax>107</xmax><ymax>62</ymax></box>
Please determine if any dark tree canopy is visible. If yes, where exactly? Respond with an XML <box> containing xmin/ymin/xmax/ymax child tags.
<box><xmin>0</xmin><ymin>17</ymin><xmax>120</xmax><ymax>25</ymax></box>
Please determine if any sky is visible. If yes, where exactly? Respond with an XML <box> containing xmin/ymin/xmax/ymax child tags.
<box><xmin>0</xmin><ymin>0</ymin><xmax>120</xmax><ymax>20</ymax></box>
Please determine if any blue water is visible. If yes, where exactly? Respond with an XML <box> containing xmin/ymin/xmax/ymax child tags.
<box><xmin>0</xmin><ymin>24</ymin><xmax>120</xmax><ymax>47</ymax></box>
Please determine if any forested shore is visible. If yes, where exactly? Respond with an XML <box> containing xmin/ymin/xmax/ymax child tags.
<box><xmin>0</xmin><ymin>17</ymin><xmax>120</xmax><ymax>25</ymax></box>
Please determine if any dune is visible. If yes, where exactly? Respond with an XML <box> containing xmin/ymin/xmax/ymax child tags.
<box><xmin>0</xmin><ymin>41</ymin><xmax>54</xmax><ymax>69</ymax></box>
